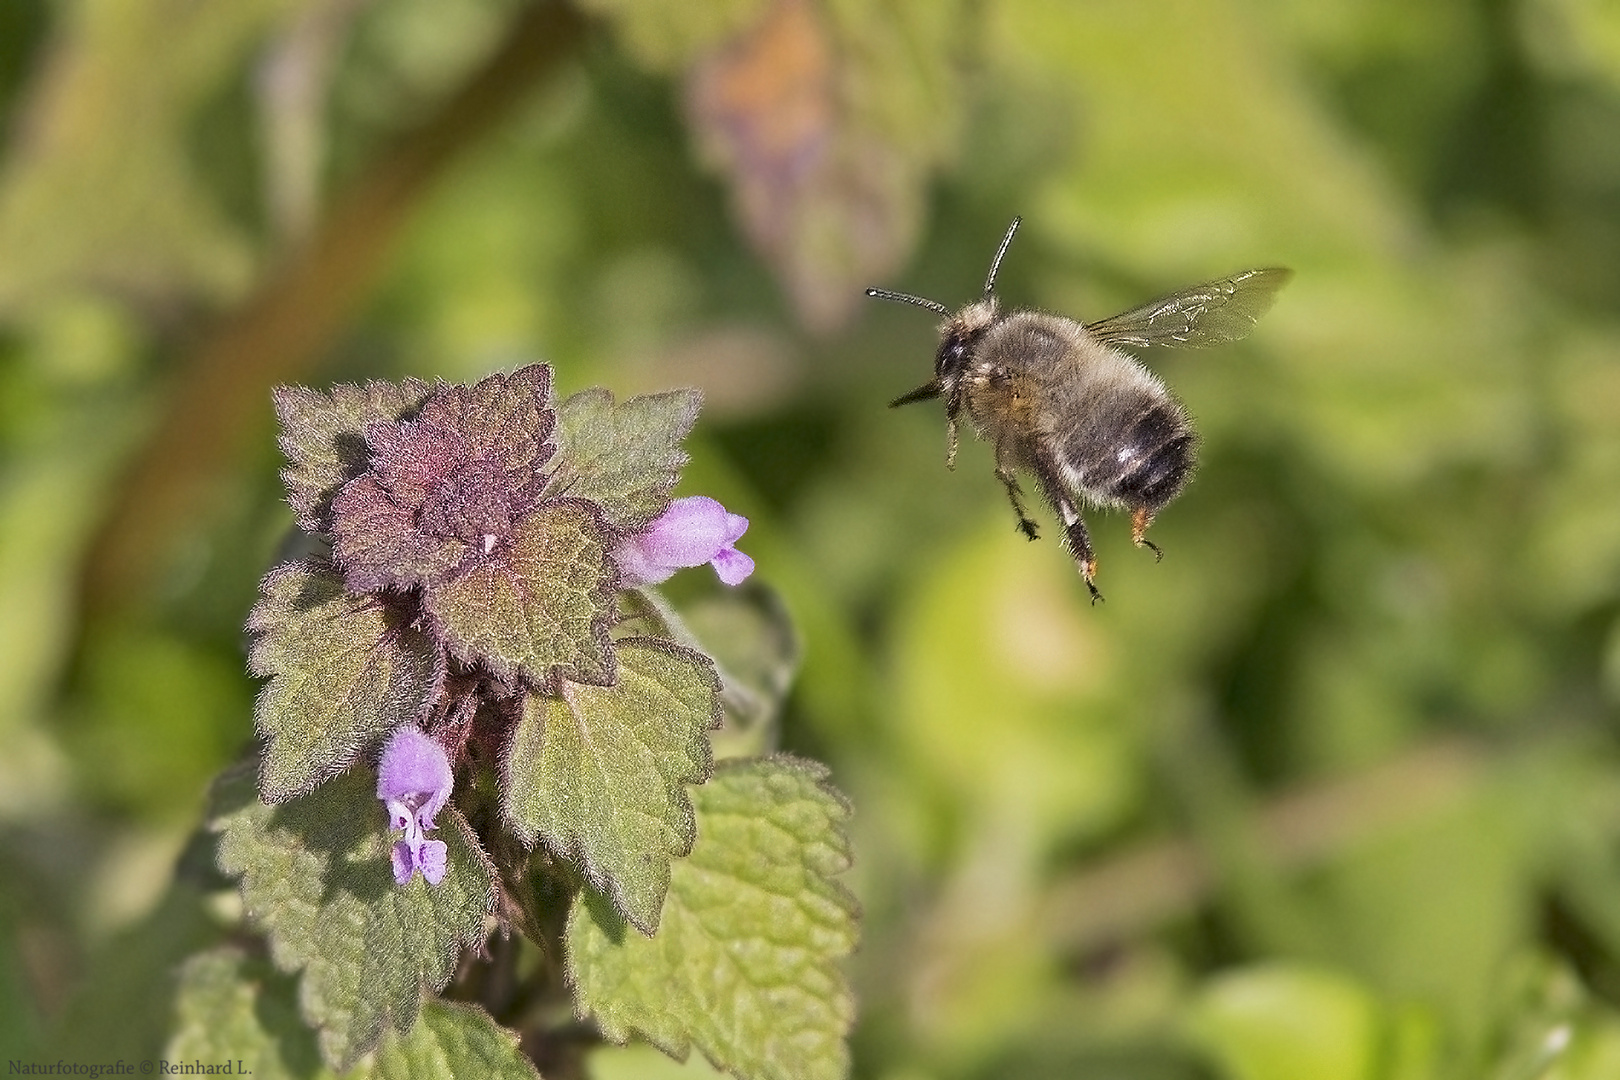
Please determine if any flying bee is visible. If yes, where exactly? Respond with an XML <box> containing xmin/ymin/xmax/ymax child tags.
<box><xmin>867</xmin><ymin>217</ymin><xmax>1291</xmax><ymax>603</ymax></box>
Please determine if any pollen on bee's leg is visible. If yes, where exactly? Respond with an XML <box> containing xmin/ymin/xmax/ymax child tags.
<box><xmin>1082</xmin><ymin>558</ymin><xmax>1104</xmax><ymax>604</ymax></box>
<box><xmin>1131</xmin><ymin>508</ymin><xmax>1164</xmax><ymax>562</ymax></box>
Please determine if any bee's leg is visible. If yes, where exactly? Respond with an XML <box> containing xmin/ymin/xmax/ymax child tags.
<box><xmin>996</xmin><ymin>467</ymin><xmax>1041</xmax><ymax>540</ymax></box>
<box><xmin>994</xmin><ymin>443</ymin><xmax>1040</xmax><ymax>540</ymax></box>
<box><xmin>1130</xmin><ymin>507</ymin><xmax>1164</xmax><ymax>562</ymax></box>
<box><xmin>1028</xmin><ymin>450</ymin><xmax>1102</xmax><ymax>602</ymax></box>
<box><xmin>1057</xmin><ymin>500</ymin><xmax>1103</xmax><ymax>604</ymax></box>
<box><xmin>944</xmin><ymin>396</ymin><xmax>962</xmax><ymax>470</ymax></box>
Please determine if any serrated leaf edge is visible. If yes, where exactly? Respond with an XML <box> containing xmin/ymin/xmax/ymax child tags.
<box><xmin>503</xmin><ymin>637</ymin><xmax>723</xmax><ymax>935</ymax></box>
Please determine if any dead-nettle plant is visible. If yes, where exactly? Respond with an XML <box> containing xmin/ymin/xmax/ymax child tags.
<box><xmin>182</xmin><ymin>363</ymin><xmax>857</xmax><ymax>1079</ymax></box>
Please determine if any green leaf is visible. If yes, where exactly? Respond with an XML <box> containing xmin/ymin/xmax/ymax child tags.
<box><xmin>590</xmin><ymin>1043</ymin><xmax>733</xmax><ymax>1080</ymax></box>
<box><xmin>373</xmin><ymin>1001</ymin><xmax>542</xmax><ymax>1080</ymax></box>
<box><xmin>168</xmin><ymin>947</ymin><xmax>330</xmax><ymax>1080</ymax></box>
<box><xmin>553</xmin><ymin>388</ymin><xmax>701</xmax><ymax>530</ymax></box>
<box><xmin>1182</xmin><ymin>964</ymin><xmax>1382</xmax><ymax>1080</ymax></box>
<box><xmin>567</xmin><ymin>757</ymin><xmax>858</xmax><ymax>1080</ymax></box>
<box><xmin>623</xmin><ymin>585</ymin><xmax>800</xmax><ymax>760</ymax></box>
<box><xmin>248</xmin><ymin>561</ymin><xmax>440</xmax><ymax>803</ymax></box>
<box><xmin>212</xmin><ymin>765</ymin><xmax>496</xmax><ymax>1070</ymax></box>
<box><xmin>425</xmin><ymin>499</ymin><xmax>616</xmax><ymax>689</ymax></box>
<box><xmin>503</xmin><ymin>639</ymin><xmax>720</xmax><ymax>934</ymax></box>
<box><xmin>274</xmin><ymin>378</ymin><xmax>433</xmax><ymax>534</ymax></box>
<box><xmin>168</xmin><ymin>947</ymin><xmax>541</xmax><ymax>1080</ymax></box>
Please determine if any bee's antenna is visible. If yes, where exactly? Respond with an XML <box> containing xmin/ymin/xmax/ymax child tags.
<box><xmin>984</xmin><ymin>216</ymin><xmax>1021</xmax><ymax>296</ymax></box>
<box><xmin>865</xmin><ymin>287</ymin><xmax>950</xmax><ymax>316</ymax></box>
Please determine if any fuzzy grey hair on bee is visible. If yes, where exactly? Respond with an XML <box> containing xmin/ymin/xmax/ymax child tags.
<box><xmin>868</xmin><ymin>217</ymin><xmax>1291</xmax><ymax>603</ymax></box>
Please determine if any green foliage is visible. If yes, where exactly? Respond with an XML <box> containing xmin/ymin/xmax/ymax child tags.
<box><xmin>503</xmin><ymin>638</ymin><xmax>720</xmax><ymax>934</ymax></box>
<box><xmin>220</xmin><ymin>353</ymin><xmax>836</xmax><ymax>1077</ymax></box>
<box><xmin>423</xmin><ymin>498</ymin><xmax>617</xmax><ymax>688</ymax></box>
<box><xmin>14</xmin><ymin>1</ymin><xmax>1620</xmax><ymax>1079</ymax></box>
<box><xmin>274</xmin><ymin>379</ymin><xmax>435</xmax><ymax>534</ymax></box>
<box><xmin>211</xmin><ymin>766</ymin><xmax>497</xmax><ymax>1068</ymax></box>
<box><xmin>0</xmin><ymin>0</ymin><xmax>291</xmax><ymax>311</ymax></box>
<box><xmin>569</xmin><ymin>757</ymin><xmax>858</xmax><ymax>1080</ymax></box>
<box><xmin>169</xmin><ymin>947</ymin><xmax>541</xmax><ymax>1080</ymax></box>
<box><xmin>371</xmin><ymin>1002</ymin><xmax>543</xmax><ymax>1080</ymax></box>
<box><xmin>248</xmin><ymin>562</ymin><xmax>439</xmax><ymax>801</ymax></box>
<box><xmin>553</xmin><ymin>387</ymin><xmax>702</xmax><ymax>529</ymax></box>
<box><xmin>1183</xmin><ymin>965</ymin><xmax>1385</xmax><ymax>1080</ymax></box>
<box><xmin>169</xmin><ymin>948</ymin><xmax>329</xmax><ymax>1079</ymax></box>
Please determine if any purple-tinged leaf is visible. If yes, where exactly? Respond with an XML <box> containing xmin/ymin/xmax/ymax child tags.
<box><xmin>248</xmin><ymin>561</ymin><xmax>440</xmax><ymax>803</ymax></box>
<box><xmin>274</xmin><ymin>379</ymin><xmax>433</xmax><ymax>534</ymax></box>
<box><xmin>329</xmin><ymin>365</ymin><xmax>558</xmax><ymax>595</ymax></box>
<box><xmin>503</xmin><ymin>639</ymin><xmax>720</xmax><ymax>935</ymax></box>
<box><xmin>418</xmin><ymin>363</ymin><xmax>557</xmax><ymax>514</ymax></box>
<box><xmin>424</xmin><ymin>498</ymin><xmax>617</xmax><ymax>690</ymax></box>
<box><xmin>330</xmin><ymin>474</ymin><xmax>471</xmax><ymax>594</ymax></box>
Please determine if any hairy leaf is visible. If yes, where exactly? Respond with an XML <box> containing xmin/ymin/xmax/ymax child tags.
<box><xmin>554</xmin><ymin>387</ymin><xmax>701</xmax><ymax>530</ymax></box>
<box><xmin>329</xmin><ymin>365</ymin><xmax>557</xmax><ymax>594</ymax></box>
<box><xmin>274</xmin><ymin>379</ymin><xmax>433</xmax><ymax>534</ymax></box>
<box><xmin>568</xmin><ymin>757</ymin><xmax>858</xmax><ymax>1080</ymax></box>
<box><xmin>373</xmin><ymin>1001</ymin><xmax>542</xmax><ymax>1080</ymax></box>
<box><xmin>329</xmin><ymin>472</ymin><xmax>471</xmax><ymax>593</ymax></box>
<box><xmin>212</xmin><ymin>765</ymin><xmax>495</xmax><ymax>1070</ymax></box>
<box><xmin>168</xmin><ymin>948</ymin><xmax>328</xmax><ymax>1079</ymax></box>
<box><xmin>426</xmin><ymin>499</ymin><xmax>616</xmax><ymax>689</ymax></box>
<box><xmin>504</xmin><ymin>639</ymin><xmax>719</xmax><ymax>934</ymax></box>
<box><xmin>248</xmin><ymin>561</ymin><xmax>440</xmax><ymax>803</ymax></box>
<box><xmin>407</xmin><ymin>363</ymin><xmax>557</xmax><ymax>517</ymax></box>
<box><xmin>169</xmin><ymin>947</ymin><xmax>540</xmax><ymax>1080</ymax></box>
<box><xmin>622</xmin><ymin>585</ymin><xmax>800</xmax><ymax>760</ymax></box>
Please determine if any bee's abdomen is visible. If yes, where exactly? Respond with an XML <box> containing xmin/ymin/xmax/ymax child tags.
<box><xmin>1062</xmin><ymin>401</ymin><xmax>1195</xmax><ymax>512</ymax></box>
<box><xmin>1115</xmin><ymin>427</ymin><xmax>1195</xmax><ymax>509</ymax></box>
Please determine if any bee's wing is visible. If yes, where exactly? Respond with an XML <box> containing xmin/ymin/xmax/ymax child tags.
<box><xmin>1085</xmin><ymin>266</ymin><xmax>1292</xmax><ymax>348</ymax></box>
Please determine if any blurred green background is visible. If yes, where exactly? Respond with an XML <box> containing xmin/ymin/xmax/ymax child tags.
<box><xmin>7</xmin><ymin>0</ymin><xmax>1620</xmax><ymax>1076</ymax></box>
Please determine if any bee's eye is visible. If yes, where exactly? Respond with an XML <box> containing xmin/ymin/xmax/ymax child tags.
<box><xmin>936</xmin><ymin>337</ymin><xmax>971</xmax><ymax>376</ymax></box>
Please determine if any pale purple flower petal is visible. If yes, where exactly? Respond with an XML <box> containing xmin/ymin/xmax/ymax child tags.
<box><xmin>391</xmin><ymin>840</ymin><xmax>416</xmax><ymax>886</ymax></box>
<box><xmin>378</xmin><ymin>727</ymin><xmax>453</xmax><ymax>886</ymax></box>
<box><xmin>614</xmin><ymin>495</ymin><xmax>754</xmax><ymax>587</ymax></box>
<box><xmin>377</xmin><ymin>727</ymin><xmax>452</xmax><ymax>834</ymax></box>
<box><xmin>711</xmin><ymin>545</ymin><xmax>755</xmax><ymax>586</ymax></box>
<box><xmin>416</xmin><ymin>839</ymin><xmax>448</xmax><ymax>886</ymax></box>
<box><xmin>389</xmin><ymin>838</ymin><xmax>448</xmax><ymax>886</ymax></box>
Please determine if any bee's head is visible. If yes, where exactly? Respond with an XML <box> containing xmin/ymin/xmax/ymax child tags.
<box><xmin>935</xmin><ymin>297</ymin><xmax>999</xmax><ymax>386</ymax></box>
<box><xmin>867</xmin><ymin>215</ymin><xmax>1023</xmax><ymax>412</ymax></box>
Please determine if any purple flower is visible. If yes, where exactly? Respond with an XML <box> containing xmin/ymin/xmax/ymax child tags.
<box><xmin>377</xmin><ymin>727</ymin><xmax>452</xmax><ymax>886</ymax></box>
<box><xmin>391</xmin><ymin>836</ymin><xmax>448</xmax><ymax>887</ymax></box>
<box><xmin>614</xmin><ymin>496</ymin><xmax>754</xmax><ymax>587</ymax></box>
